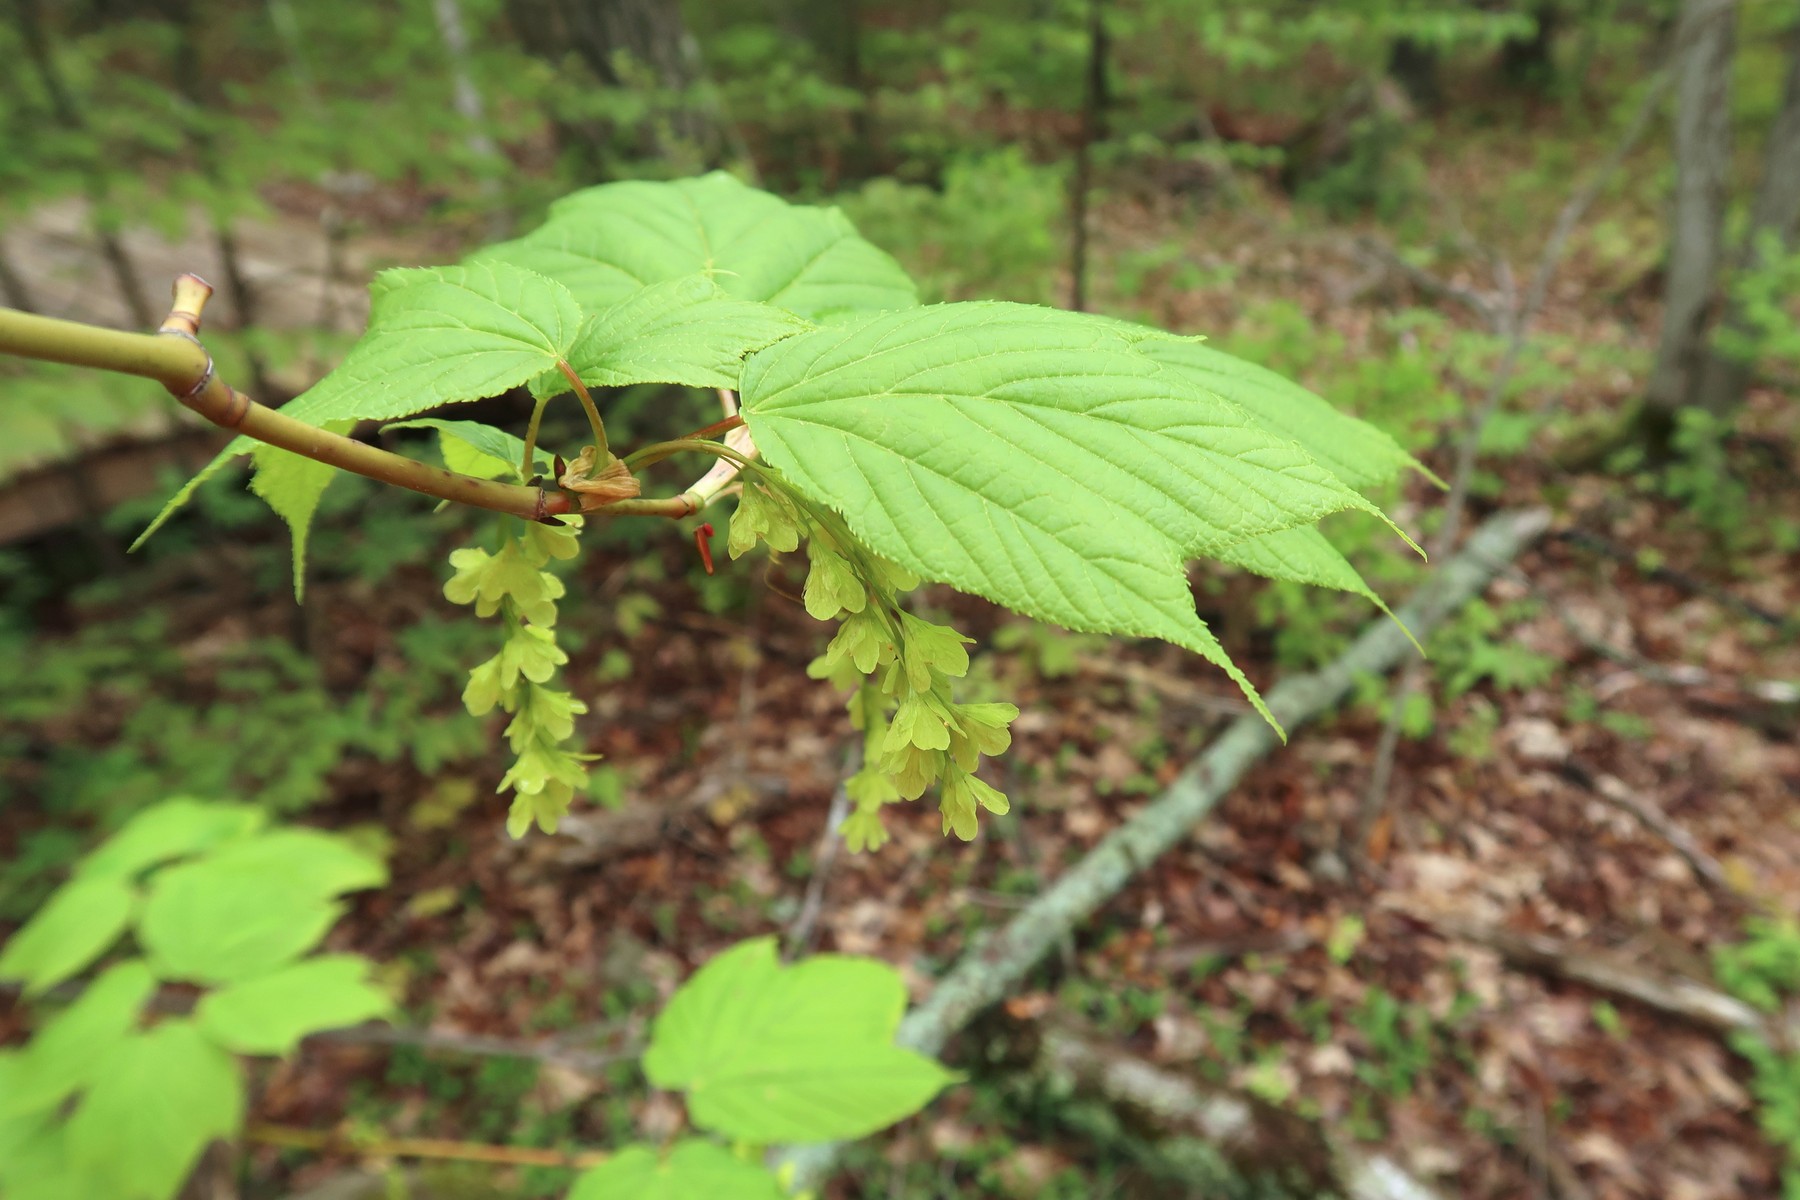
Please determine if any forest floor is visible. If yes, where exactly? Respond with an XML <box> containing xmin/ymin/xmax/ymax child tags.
<box><xmin>4</xmin><ymin>129</ymin><xmax>1800</xmax><ymax>1200</ymax></box>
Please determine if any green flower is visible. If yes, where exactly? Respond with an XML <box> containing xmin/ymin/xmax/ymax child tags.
<box><xmin>727</xmin><ymin>484</ymin><xmax>802</xmax><ymax>558</ymax></box>
<box><xmin>939</xmin><ymin>766</ymin><xmax>1009</xmax><ymax>841</ymax></box>
<box><xmin>897</xmin><ymin>613</ymin><xmax>972</xmax><ymax>692</ymax></box>
<box><xmin>507</xmin><ymin>780</ymin><xmax>577</xmax><ymax>839</ymax></box>
<box><xmin>444</xmin><ymin>541</ymin><xmax>563</xmax><ymax>627</ymax></box>
<box><xmin>803</xmin><ymin>543</ymin><xmax>867</xmax><ymax>621</ymax></box>
<box><xmin>842</xmin><ymin>805</ymin><xmax>891</xmax><ymax>853</ymax></box>
<box><xmin>498</xmin><ymin>624</ymin><xmax>567</xmax><ymax>688</ymax></box>
<box><xmin>948</xmin><ymin>702</ymin><xmax>1019</xmax><ymax>772</ymax></box>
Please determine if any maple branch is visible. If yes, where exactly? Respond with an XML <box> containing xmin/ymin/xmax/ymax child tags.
<box><xmin>0</xmin><ymin>278</ymin><xmax>571</xmax><ymax>522</ymax></box>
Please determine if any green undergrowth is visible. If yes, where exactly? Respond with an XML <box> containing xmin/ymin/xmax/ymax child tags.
<box><xmin>1716</xmin><ymin>917</ymin><xmax>1800</xmax><ymax>1198</ymax></box>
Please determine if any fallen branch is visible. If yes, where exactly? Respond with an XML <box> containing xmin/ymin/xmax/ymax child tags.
<box><xmin>787</xmin><ymin>745</ymin><xmax>859</xmax><ymax>956</ymax></box>
<box><xmin>549</xmin><ymin>771</ymin><xmax>796</xmax><ymax>865</ymax></box>
<box><xmin>1557</xmin><ymin>760</ymin><xmax>1736</xmax><ymax>899</ymax></box>
<box><xmin>777</xmin><ymin>506</ymin><xmax>1553</xmax><ymax>1187</ymax></box>
<box><xmin>1419</xmin><ymin>916</ymin><xmax>1786</xmax><ymax>1042</ymax></box>
<box><xmin>1075</xmin><ymin>654</ymin><xmax>1252</xmax><ymax>717</ymax></box>
<box><xmin>1008</xmin><ymin>1018</ymin><xmax>1444</xmax><ymax>1200</ymax></box>
<box><xmin>1355</xmin><ymin>61</ymin><xmax>1675</xmax><ymax>850</ymax></box>
<box><xmin>305</xmin><ymin>1020</ymin><xmax>636</xmax><ymax>1074</ymax></box>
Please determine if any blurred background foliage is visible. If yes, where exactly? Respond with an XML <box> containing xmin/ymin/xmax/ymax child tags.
<box><xmin>3</xmin><ymin>0</ymin><xmax>1799</xmax><ymax>1194</ymax></box>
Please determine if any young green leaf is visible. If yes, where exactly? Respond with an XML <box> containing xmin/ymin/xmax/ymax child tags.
<box><xmin>195</xmin><ymin>955</ymin><xmax>393</xmax><ymax>1056</ymax></box>
<box><xmin>742</xmin><ymin>303</ymin><xmax>1409</xmax><ymax>726</ymax></box>
<box><xmin>1214</xmin><ymin>524</ymin><xmax>1384</xmax><ymax>605</ymax></box>
<box><xmin>65</xmin><ymin>1020</ymin><xmax>243</xmax><ymax>1200</ymax></box>
<box><xmin>75</xmin><ymin>798</ymin><xmax>266</xmax><ymax>881</ymax></box>
<box><xmin>0</xmin><ymin>960</ymin><xmax>156</xmax><ymax>1122</ymax></box>
<box><xmin>532</xmin><ymin>275</ymin><xmax>810</xmax><ymax>397</ymax></box>
<box><xmin>248</xmin><ymin>421</ymin><xmax>354</xmax><ymax>601</ymax></box>
<box><xmin>384</xmin><ymin>418</ymin><xmax>553</xmax><ymax>480</ymax></box>
<box><xmin>256</xmin><ymin>260</ymin><xmax>584</xmax><ymax>428</ymax></box>
<box><xmin>199</xmin><ymin>829</ymin><xmax>389</xmax><ymax>897</ymax></box>
<box><xmin>0</xmin><ymin>875</ymin><xmax>137</xmax><ymax>995</ymax></box>
<box><xmin>0</xmin><ymin>1111</ymin><xmax>83</xmax><ymax>1200</ymax></box>
<box><xmin>1130</xmin><ymin>337</ymin><xmax>1437</xmax><ymax>490</ymax></box>
<box><xmin>643</xmin><ymin>937</ymin><xmax>955</xmax><ymax>1143</ymax></box>
<box><xmin>476</xmin><ymin>171</ymin><xmax>918</xmax><ymax>322</ymax></box>
<box><xmin>568</xmin><ymin>1140</ymin><xmax>785</xmax><ymax>1200</ymax></box>
<box><xmin>138</xmin><ymin>861</ymin><xmax>342</xmax><ymax>985</ymax></box>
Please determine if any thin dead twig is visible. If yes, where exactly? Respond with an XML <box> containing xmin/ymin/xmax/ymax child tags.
<box><xmin>1419</xmin><ymin>916</ymin><xmax>1787</xmax><ymax>1042</ymax></box>
<box><xmin>550</xmin><ymin>772</ymin><xmax>795</xmax><ymax>865</ymax></box>
<box><xmin>785</xmin><ymin>744</ymin><xmax>859</xmax><ymax>956</ymax></box>
<box><xmin>1520</xmin><ymin>562</ymin><xmax>1798</xmax><ymax>706</ymax></box>
<box><xmin>1354</xmin><ymin>64</ymin><xmax>1675</xmax><ymax>861</ymax></box>
<box><xmin>306</xmin><ymin>1020</ymin><xmax>638</xmax><ymax>1074</ymax></box>
<box><xmin>1350</xmin><ymin>234</ymin><xmax>1505</xmax><ymax>330</ymax></box>
<box><xmin>1076</xmin><ymin>654</ymin><xmax>1252</xmax><ymax>717</ymax></box>
<box><xmin>1558</xmin><ymin>759</ymin><xmax>1735</xmax><ymax>898</ymax></box>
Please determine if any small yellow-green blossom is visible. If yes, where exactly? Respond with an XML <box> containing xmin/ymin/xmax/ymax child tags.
<box><xmin>444</xmin><ymin>541</ymin><xmax>564</xmax><ymax>627</ymax></box>
<box><xmin>448</xmin><ymin>526</ymin><xmax>596</xmax><ymax>839</ymax></box>
<box><xmin>802</xmin><ymin>544</ymin><xmax>866</xmax><ymax>620</ymax></box>
<box><xmin>726</xmin><ymin>484</ymin><xmax>802</xmax><ymax>558</ymax></box>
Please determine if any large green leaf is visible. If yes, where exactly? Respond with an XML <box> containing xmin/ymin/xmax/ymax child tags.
<box><xmin>643</xmin><ymin>937</ymin><xmax>955</xmax><ymax>1143</ymax></box>
<box><xmin>0</xmin><ymin>960</ymin><xmax>156</xmax><ymax>1122</ymax></box>
<box><xmin>533</xmin><ymin>275</ymin><xmax>810</xmax><ymax>397</ymax></box>
<box><xmin>139</xmin><ymin>863</ymin><xmax>340</xmax><ymax>985</ymax></box>
<box><xmin>1213</xmin><ymin>524</ymin><xmax>1379</xmax><ymax>601</ymax></box>
<box><xmin>196</xmin><ymin>955</ymin><xmax>393</xmax><ymax>1056</ymax></box>
<box><xmin>1130</xmin><ymin>337</ymin><xmax>1436</xmax><ymax>490</ymax></box>
<box><xmin>65</xmin><ymin>1020</ymin><xmax>243</xmax><ymax>1200</ymax></box>
<box><xmin>0</xmin><ymin>1112</ymin><xmax>84</xmax><ymax>1200</ymax></box>
<box><xmin>0</xmin><ymin>874</ymin><xmax>136</xmax><ymax>994</ymax></box>
<box><xmin>135</xmin><ymin>260</ymin><xmax>583</xmax><ymax>562</ymax></box>
<box><xmin>384</xmin><ymin>417</ymin><xmax>553</xmax><ymax>481</ymax></box>
<box><xmin>740</xmin><ymin>303</ymin><xmax>1405</xmax><ymax>724</ymax></box>
<box><xmin>478</xmin><ymin>172</ymin><xmax>918</xmax><ymax>322</ymax></box>
<box><xmin>568</xmin><ymin>1141</ymin><xmax>785</xmax><ymax>1200</ymax></box>
<box><xmin>77</xmin><ymin>799</ymin><xmax>267</xmax><ymax>882</ymax></box>
<box><xmin>199</xmin><ymin>829</ymin><xmax>389</xmax><ymax>896</ymax></box>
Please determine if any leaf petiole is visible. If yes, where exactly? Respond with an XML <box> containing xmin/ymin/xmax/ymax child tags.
<box><xmin>556</xmin><ymin>360</ymin><xmax>608</xmax><ymax>457</ymax></box>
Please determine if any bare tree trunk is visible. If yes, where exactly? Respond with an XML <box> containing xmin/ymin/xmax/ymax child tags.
<box><xmin>1499</xmin><ymin>1</ymin><xmax>1563</xmax><ymax>91</ymax></box>
<box><xmin>0</xmin><ymin>239</ymin><xmax>34</xmax><ymax>312</ymax></box>
<box><xmin>1068</xmin><ymin>0</ymin><xmax>1108</xmax><ymax>313</ymax></box>
<box><xmin>1645</xmin><ymin>0</ymin><xmax>1737</xmax><ymax>418</ymax></box>
<box><xmin>430</xmin><ymin>0</ymin><xmax>511</xmax><ymax>241</ymax></box>
<box><xmin>504</xmin><ymin>0</ymin><xmax>735</xmax><ymax>174</ymax></box>
<box><xmin>1693</xmin><ymin>22</ymin><xmax>1800</xmax><ymax>415</ymax></box>
<box><xmin>161</xmin><ymin>0</ymin><xmax>278</xmax><ymax>400</ymax></box>
<box><xmin>12</xmin><ymin>0</ymin><xmax>156</xmax><ymax>329</ymax></box>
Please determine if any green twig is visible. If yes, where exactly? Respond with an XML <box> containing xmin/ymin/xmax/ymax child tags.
<box><xmin>0</xmin><ymin>280</ymin><xmax>569</xmax><ymax>522</ymax></box>
<box><xmin>520</xmin><ymin>392</ymin><xmax>550</xmax><ymax>479</ymax></box>
<box><xmin>556</xmin><ymin>359</ymin><xmax>607</xmax><ymax>456</ymax></box>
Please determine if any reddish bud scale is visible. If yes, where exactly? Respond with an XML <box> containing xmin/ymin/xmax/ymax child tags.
<box><xmin>694</xmin><ymin>523</ymin><xmax>716</xmax><ymax>574</ymax></box>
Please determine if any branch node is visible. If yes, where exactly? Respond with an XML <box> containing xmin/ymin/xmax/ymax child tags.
<box><xmin>179</xmin><ymin>354</ymin><xmax>215</xmax><ymax>400</ymax></box>
<box><xmin>163</xmin><ymin>274</ymin><xmax>215</xmax><ymax>336</ymax></box>
<box><xmin>221</xmin><ymin>386</ymin><xmax>251</xmax><ymax>428</ymax></box>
